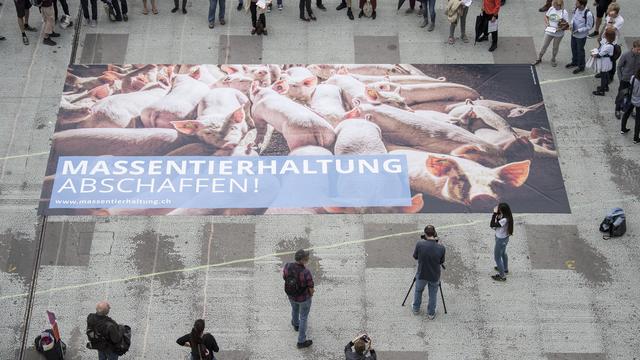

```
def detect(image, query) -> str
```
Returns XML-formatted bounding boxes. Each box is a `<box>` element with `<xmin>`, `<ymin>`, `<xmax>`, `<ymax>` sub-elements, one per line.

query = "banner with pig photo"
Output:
<box><xmin>39</xmin><ymin>64</ymin><xmax>570</xmax><ymax>216</ymax></box>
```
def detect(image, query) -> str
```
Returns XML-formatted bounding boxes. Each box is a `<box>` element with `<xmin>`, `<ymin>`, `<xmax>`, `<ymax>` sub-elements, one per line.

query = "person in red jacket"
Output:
<box><xmin>477</xmin><ymin>0</ymin><xmax>500</xmax><ymax>51</ymax></box>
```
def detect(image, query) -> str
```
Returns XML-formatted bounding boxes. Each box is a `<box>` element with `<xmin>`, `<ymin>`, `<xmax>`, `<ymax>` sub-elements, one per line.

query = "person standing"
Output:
<box><xmin>283</xmin><ymin>249</ymin><xmax>314</xmax><ymax>349</ymax></box>
<box><xmin>80</xmin><ymin>0</ymin><xmax>98</xmax><ymax>26</ymax></box>
<box><xmin>15</xmin><ymin>0</ymin><xmax>37</xmax><ymax>45</ymax></box>
<box><xmin>345</xmin><ymin>333</ymin><xmax>377</xmax><ymax>360</ymax></box>
<box><xmin>177</xmin><ymin>319</ymin><xmax>220</xmax><ymax>360</ymax></box>
<box><xmin>597</xmin><ymin>3</ymin><xmax>623</xmax><ymax>81</ymax></box>
<box><xmin>532</xmin><ymin>0</ymin><xmax>569</xmax><ymax>67</ymax></box>
<box><xmin>112</xmin><ymin>0</ymin><xmax>128</xmax><ymax>21</ymax></box>
<box><xmin>172</xmin><ymin>0</ymin><xmax>187</xmax><ymax>14</ymax></box>
<box><xmin>588</xmin><ymin>0</ymin><xmax>613</xmax><ymax>38</ymax></box>
<box><xmin>447</xmin><ymin>0</ymin><xmax>470</xmax><ymax>44</ymax></box>
<box><xmin>86</xmin><ymin>301</ymin><xmax>123</xmax><ymax>360</ymax></box>
<box><xmin>40</xmin><ymin>0</ymin><xmax>58</xmax><ymax>46</ymax></box>
<box><xmin>490</xmin><ymin>203</ymin><xmax>513</xmax><ymax>282</ymax></box>
<box><xmin>412</xmin><ymin>225</ymin><xmax>445</xmax><ymax>320</ymax></box>
<box><xmin>418</xmin><ymin>0</ymin><xmax>436</xmax><ymax>31</ymax></box>
<box><xmin>208</xmin><ymin>0</ymin><xmax>226</xmax><ymax>28</ymax></box>
<box><xmin>299</xmin><ymin>0</ymin><xmax>315</xmax><ymax>21</ymax></box>
<box><xmin>477</xmin><ymin>0</ymin><xmax>500</xmax><ymax>52</ymax></box>
<box><xmin>592</xmin><ymin>27</ymin><xmax>615</xmax><ymax>96</ymax></box>
<box><xmin>615</xmin><ymin>41</ymin><xmax>640</xmax><ymax>119</ymax></box>
<box><xmin>566</xmin><ymin>0</ymin><xmax>594</xmax><ymax>74</ymax></box>
<box><xmin>249</xmin><ymin>0</ymin><xmax>268</xmax><ymax>35</ymax></box>
<box><xmin>620</xmin><ymin>68</ymin><xmax>640</xmax><ymax>144</ymax></box>
<box><xmin>142</xmin><ymin>0</ymin><xmax>158</xmax><ymax>14</ymax></box>
<box><xmin>336</xmin><ymin>0</ymin><xmax>354</xmax><ymax>20</ymax></box>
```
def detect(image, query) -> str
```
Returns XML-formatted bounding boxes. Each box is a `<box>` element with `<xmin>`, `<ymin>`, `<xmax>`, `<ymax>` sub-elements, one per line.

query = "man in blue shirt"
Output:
<box><xmin>412</xmin><ymin>225</ymin><xmax>446</xmax><ymax>319</ymax></box>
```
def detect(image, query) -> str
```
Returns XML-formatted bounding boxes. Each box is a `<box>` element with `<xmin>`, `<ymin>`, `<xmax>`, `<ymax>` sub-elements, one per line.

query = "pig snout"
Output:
<box><xmin>469</xmin><ymin>194</ymin><xmax>497</xmax><ymax>210</ymax></box>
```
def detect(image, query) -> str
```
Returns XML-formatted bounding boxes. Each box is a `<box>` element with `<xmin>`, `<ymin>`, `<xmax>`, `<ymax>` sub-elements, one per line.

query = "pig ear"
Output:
<box><xmin>190</xmin><ymin>67</ymin><xmax>201</xmax><ymax>80</ymax></box>
<box><xmin>221</xmin><ymin>65</ymin><xmax>240</xmax><ymax>74</ymax></box>
<box><xmin>365</xmin><ymin>89</ymin><xmax>380</xmax><ymax>104</ymax></box>
<box><xmin>465</xmin><ymin>99</ymin><xmax>474</xmax><ymax>105</ymax></box>
<box><xmin>230</xmin><ymin>107</ymin><xmax>245</xmax><ymax>123</ymax></box>
<box><xmin>364</xmin><ymin>114</ymin><xmax>373</xmax><ymax>122</ymax></box>
<box><xmin>425</xmin><ymin>155</ymin><xmax>460</xmax><ymax>177</ymax></box>
<box><xmin>393</xmin><ymin>86</ymin><xmax>401</xmax><ymax>94</ymax></box>
<box><xmin>272</xmin><ymin>80</ymin><xmax>289</xmax><ymax>94</ymax></box>
<box><xmin>303</xmin><ymin>76</ymin><xmax>317</xmax><ymax>87</ymax></box>
<box><xmin>496</xmin><ymin>160</ymin><xmax>531</xmax><ymax>187</ymax></box>
<box><xmin>401</xmin><ymin>194</ymin><xmax>424</xmax><ymax>213</ymax></box>
<box><xmin>250</xmin><ymin>81</ymin><xmax>261</xmax><ymax>96</ymax></box>
<box><xmin>352</xmin><ymin>98</ymin><xmax>361</xmax><ymax>107</ymax></box>
<box><xmin>171</xmin><ymin>120</ymin><xmax>205</xmax><ymax>135</ymax></box>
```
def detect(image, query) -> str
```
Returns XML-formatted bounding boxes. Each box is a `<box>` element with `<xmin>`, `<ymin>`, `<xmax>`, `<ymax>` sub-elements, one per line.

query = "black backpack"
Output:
<box><xmin>599</xmin><ymin>208</ymin><xmax>626</xmax><ymax>239</ymax></box>
<box><xmin>612</xmin><ymin>44</ymin><xmax>622</xmax><ymax>62</ymax></box>
<box><xmin>87</xmin><ymin>320</ymin><xmax>131</xmax><ymax>356</ymax></box>
<box><xmin>113</xmin><ymin>325</ymin><xmax>132</xmax><ymax>356</ymax></box>
<box><xmin>284</xmin><ymin>263</ymin><xmax>305</xmax><ymax>297</ymax></box>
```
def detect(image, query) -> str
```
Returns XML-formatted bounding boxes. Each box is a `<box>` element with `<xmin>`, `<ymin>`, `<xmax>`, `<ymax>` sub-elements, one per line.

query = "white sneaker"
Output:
<box><xmin>278</xmin><ymin>3</ymin><xmax>283</xmax><ymax>9</ymax></box>
<box><xmin>427</xmin><ymin>313</ymin><xmax>436</xmax><ymax>320</ymax></box>
<box><xmin>90</xmin><ymin>19</ymin><xmax>97</xmax><ymax>27</ymax></box>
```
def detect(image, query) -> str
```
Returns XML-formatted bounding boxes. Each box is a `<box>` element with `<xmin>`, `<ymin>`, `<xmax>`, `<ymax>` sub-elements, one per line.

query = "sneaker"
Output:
<box><xmin>90</xmin><ymin>19</ymin><xmax>97</xmax><ymax>27</ymax></box>
<box><xmin>551</xmin><ymin>59</ymin><xmax>557</xmax><ymax>67</ymax></box>
<box><xmin>22</xmin><ymin>33</ymin><xmax>29</xmax><ymax>45</ymax></box>
<box><xmin>615</xmin><ymin>110</ymin><xmax>622</xmax><ymax>119</ymax></box>
<box><xmin>297</xmin><ymin>340</ymin><xmax>313</xmax><ymax>348</ymax></box>
<box><xmin>573</xmin><ymin>67</ymin><xmax>584</xmax><ymax>74</ymax></box>
<box><xmin>491</xmin><ymin>274</ymin><xmax>506</xmax><ymax>282</ymax></box>
<box><xmin>358</xmin><ymin>9</ymin><xmax>364</xmax><ymax>18</ymax></box>
<box><xmin>209</xmin><ymin>21</ymin><xmax>214</xmax><ymax>28</ymax></box>
<box><xmin>494</xmin><ymin>266</ymin><xmax>509</xmax><ymax>274</ymax></box>
<box><xmin>182</xmin><ymin>7</ymin><xmax>187</xmax><ymax>13</ymax></box>
<box><xmin>634</xmin><ymin>140</ymin><xmax>640</xmax><ymax>144</ymax></box>
<box><xmin>488</xmin><ymin>43</ymin><xmax>497</xmax><ymax>52</ymax></box>
<box><xmin>371</xmin><ymin>10</ymin><xmax>375</xmax><ymax>19</ymax></box>
<box><xmin>317</xmin><ymin>3</ymin><xmax>326</xmax><ymax>10</ymax></box>
<box><xmin>0</xmin><ymin>35</ymin><xmax>5</xmax><ymax>41</ymax></box>
<box><xmin>336</xmin><ymin>2</ymin><xmax>346</xmax><ymax>10</ymax></box>
<box><xmin>237</xmin><ymin>3</ymin><xmax>242</xmax><ymax>10</ymax></box>
<box><xmin>427</xmin><ymin>313</ymin><xmax>436</xmax><ymax>320</ymax></box>
<box><xmin>43</xmin><ymin>37</ymin><xmax>56</xmax><ymax>46</ymax></box>
<box><xmin>427</xmin><ymin>23</ymin><xmax>434</xmax><ymax>32</ymax></box>
<box><xmin>278</xmin><ymin>4</ymin><xmax>283</xmax><ymax>10</ymax></box>
<box><xmin>292</xmin><ymin>324</ymin><xmax>299</xmax><ymax>331</ymax></box>
<box><xmin>251</xmin><ymin>28</ymin><xmax>256</xmax><ymax>34</ymax></box>
<box><xmin>220</xmin><ymin>19</ymin><xmax>225</xmax><ymax>25</ymax></box>
<box><xmin>477</xmin><ymin>34</ymin><xmax>488</xmax><ymax>42</ymax></box>
<box><xmin>417</xmin><ymin>8</ymin><xmax>423</xmax><ymax>15</ymax></box>
<box><xmin>588</xmin><ymin>31</ymin><xmax>598</xmax><ymax>38</ymax></box>
<box><xmin>620</xmin><ymin>129</ymin><xmax>630</xmax><ymax>134</ymax></box>
<box><xmin>347</xmin><ymin>7</ymin><xmax>353</xmax><ymax>19</ymax></box>
<box><xmin>565</xmin><ymin>63</ymin><xmax>577</xmax><ymax>68</ymax></box>
<box><xmin>300</xmin><ymin>16</ymin><xmax>310</xmax><ymax>21</ymax></box>
<box><xmin>171</xmin><ymin>6</ymin><xmax>179</xmax><ymax>12</ymax></box>
<box><xmin>310</xmin><ymin>14</ymin><xmax>316</xmax><ymax>20</ymax></box>
<box><xmin>412</xmin><ymin>309</ymin><xmax>420</xmax><ymax>315</ymax></box>
<box><xmin>405</xmin><ymin>8</ymin><xmax>414</xmax><ymax>14</ymax></box>
<box><xmin>123</xmin><ymin>14</ymin><xmax>128</xmax><ymax>21</ymax></box>
<box><xmin>84</xmin><ymin>17</ymin><xmax>90</xmax><ymax>25</ymax></box>
<box><xmin>267</xmin><ymin>4</ymin><xmax>271</xmax><ymax>12</ymax></box>
<box><xmin>461</xmin><ymin>34</ymin><xmax>469</xmax><ymax>43</ymax></box>
<box><xmin>595</xmin><ymin>73</ymin><xmax>602</xmax><ymax>79</ymax></box>
<box><xmin>24</xmin><ymin>24</ymin><xmax>37</xmax><ymax>32</ymax></box>
<box><xmin>448</xmin><ymin>36</ymin><xmax>455</xmax><ymax>45</ymax></box>
<box><xmin>262</xmin><ymin>29</ymin><xmax>267</xmax><ymax>35</ymax></box>
<box><xmin>419</xmin><ymin>19</ymin><xmax>428</xmax><ymax>28</ymax></box>
<box><xmin>592</xmin><ymin>90</ymin><xmax>605</xmax><ymax>96</ymax></box>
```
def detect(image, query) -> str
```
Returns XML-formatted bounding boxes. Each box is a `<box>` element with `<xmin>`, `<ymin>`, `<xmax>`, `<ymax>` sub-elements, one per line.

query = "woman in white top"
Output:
<box><xmin>533</xmin><ymin>0</ymin><xmax>569</xmax><ymax>67</ymax></box>
<box><xmin>592</xmin><ymin>27</ymin><xmax>616</xmax><ymax>96</ymax></box>
<box><xmin>490</xmin><ymin>202</ymin><xmax>513</xmax><ymax>282</ymax></box>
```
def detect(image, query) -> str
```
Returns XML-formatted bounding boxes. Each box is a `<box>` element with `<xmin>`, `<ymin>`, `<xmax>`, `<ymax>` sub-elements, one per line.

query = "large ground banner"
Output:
<box><xmin>39</xmin><ymin>64</ymin><xmax>570</xmax><ymax>215</ymax></box>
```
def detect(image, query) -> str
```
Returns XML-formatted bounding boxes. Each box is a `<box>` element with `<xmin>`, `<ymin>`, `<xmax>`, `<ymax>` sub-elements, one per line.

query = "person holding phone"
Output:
<box><xmin>345</xmin><ymin>333</ymin><xmax>377</xmax><ymax>360</ymax></box>
<box><xmin>490</xmin><ymin>203</ymin><xmax>513</xmax><ymax>282</ymax></box>
<box><xmin>177</xmin><ymin>319</ymin><xmax>220</xmax><ymax>360</ymax></box>
<box><xmin>533</xmin><ymin>0</ymin><xmax>569</xmax><ymax>67</ymax></box>
<box><xmin>412</xmin><ymin>225</ymin><xmax>445</xmax><ymax>319</ymax></box>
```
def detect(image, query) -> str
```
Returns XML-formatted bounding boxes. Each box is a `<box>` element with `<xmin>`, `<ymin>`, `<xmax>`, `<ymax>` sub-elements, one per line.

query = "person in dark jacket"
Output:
<box><xmin>345</xmin><ymin>333</ymin><xmax>377</xmax><ymax>360</ymax></box>
<box><xmin>412</xmin><ymin>225</ymin><xmax>445</xmax><ymax>320</ymax></box>
<box><xmin>490</xmin><ymin>203</ymin><xmax>514</xmax><ymax>281</ymax></box>
<box><xmin>177</xmin><ymin>319</ymin><xmax>220</xmax><ymax>360</ymax></box>
<box><xmin>620</xmin><ymin>68</ymin><xmax>640</xmax><ymax>144</ymax></box>
<box><xmin>615</xmin><ymin>40</ymin><xmax>640</xmax><ymax>118</ymax></box>
<box><xmin>86</xmin><ymin>301</ymin><xmax>123</xmax><ymax>360</ymax></box>
<box><xmin>283</xmin><ymin>249</ymin><xmax>314</xmax><ymax>348</ymax></box>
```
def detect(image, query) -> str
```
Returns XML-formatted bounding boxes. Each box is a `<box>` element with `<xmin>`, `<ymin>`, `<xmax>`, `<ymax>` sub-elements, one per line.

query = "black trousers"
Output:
<box><xmin>80</xmin><ymin>0</ymin><xmax>98</xmax><ymax>20</ymax></box>
<box><xmin>299</xmin><ymin>0</ymin><xmax>312</xmax><ymax>17</ymax></box>
<box><xmin>615</xmin><ymin>80</ymin><xmax>631</xmax><ymax>111</ymax></box>
<box><xmin>250</xmin><ymin>2</ymin><xmax>265</xmax><ymax>28</ymax></box>
<box><xmin>621</xmin><ymin>105</ymin><xmax>640</xmax><ymax>141</ymax></box>
<box><xmin>54</xmin><ymin>0</ymin><xmax>69</xmax><ymax>18</ymax></box>
<box><xmin>480</xmin><ymin>11</ymin><xmax>498</xmax><ymax>45</ymax></box>
<box><xmin>174</xmin><ymin>0</ymin><xmax>186</xmax><ymax>9</ymax></box>
<box><xmin>112</xmin><ymin>0</ymin><xmax>128</xmax><ymax>17</ymax></box>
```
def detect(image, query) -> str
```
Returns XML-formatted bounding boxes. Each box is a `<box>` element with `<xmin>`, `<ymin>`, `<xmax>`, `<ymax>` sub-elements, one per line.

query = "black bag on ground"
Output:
<box><xmin>35</xmin><ymin>329</ymin><xmax>67</xmax><ymax>360</ymax></box>
<box><xmin>599</xmin><ymin>207</ymin><xmax>626</xmax><ymax>239</ymax></box>
<box><xmin>474</xmin><ymin>13</ymin><xmax>488</xmax><ymax>44</ymax></box>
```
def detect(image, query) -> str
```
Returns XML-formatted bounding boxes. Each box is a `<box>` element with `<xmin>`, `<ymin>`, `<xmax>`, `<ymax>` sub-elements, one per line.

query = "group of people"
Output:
<box><xmin>0</xmin><ymin>0</ymin><xmax>73</xmax><ymax>45</ymax></box>
<box><xmin>531</xmin><ymin>0</ymin><xmax>640</xmax><ymax>144</ymax></box>
<box><xmin>82</xmin><ymin>204</ymin><xmax>514</xmax><ymax>359</ymax></box>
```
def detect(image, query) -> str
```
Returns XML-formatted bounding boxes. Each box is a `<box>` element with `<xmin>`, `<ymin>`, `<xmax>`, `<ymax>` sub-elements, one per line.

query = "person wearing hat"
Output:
<box><xmin>412</xmin><ymin>225</ymin><xmax>445</xmax><ymax>320</ymax></box>
<box><xmin>282</xmin><ymin>249</ymin><xmax>315</xmax><ymax>348</ymax></box>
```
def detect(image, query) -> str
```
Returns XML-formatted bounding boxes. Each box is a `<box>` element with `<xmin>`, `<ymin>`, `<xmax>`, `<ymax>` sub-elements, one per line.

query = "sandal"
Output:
<box><xmin>152</xmin><ymin>8</ymin><xmax>158</xmax><ymax>14</ymax></box>
<box><xmin>448</xmin><ymin>36</ymin><xmax>455</xmax><ymax>45</ymax></box>
<box><xmin>142</xmin><ymin>8</ymin><xmax>149</xmax><ymax>14</ymax></box>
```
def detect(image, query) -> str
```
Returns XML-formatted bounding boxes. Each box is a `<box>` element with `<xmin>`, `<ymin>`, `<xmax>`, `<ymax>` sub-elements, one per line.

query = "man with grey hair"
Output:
<box><xmin>86</xmin><ymin>301</ymin><xmax>123</xmax><ymax>360</ymax></box>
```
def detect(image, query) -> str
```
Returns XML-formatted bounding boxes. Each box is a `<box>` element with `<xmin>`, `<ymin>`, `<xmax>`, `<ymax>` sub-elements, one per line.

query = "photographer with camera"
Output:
<box><xmin>412</xmin><ymin>225</ymin><xmax>445</xmax><ymax>320</ymax></box>
<box><xmin>345</xmin><ymin>333</ymin><xmax>377</xmax><ymax>360</ymax></box>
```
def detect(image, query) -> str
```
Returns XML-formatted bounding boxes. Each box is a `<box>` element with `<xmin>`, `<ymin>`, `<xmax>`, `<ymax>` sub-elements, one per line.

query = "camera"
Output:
<box><xmin>360</xmin><ymin>334</ymin><xmax>370</xmax><ymax>343</ymax></box>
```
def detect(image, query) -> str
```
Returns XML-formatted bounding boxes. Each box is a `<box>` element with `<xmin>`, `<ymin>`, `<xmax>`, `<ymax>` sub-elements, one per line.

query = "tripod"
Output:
<box><xmin>401</xmin><ymin>266</ymin><xmax>447</xmax><ymax>314</ymax></box>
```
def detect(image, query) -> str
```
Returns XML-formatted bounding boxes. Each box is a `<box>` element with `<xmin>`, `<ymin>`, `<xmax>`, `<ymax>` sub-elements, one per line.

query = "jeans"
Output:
<box><xmin>449</xmin><ymin>5</ymin><xmax>468</xmax><ymax>37</ymax></box>
<box><xmin>98</xmin><ymin>351</ymin><xmax>119</xmax><ymax>360</ymax></box>
<box><xmin>208</xmin><ymin>0</ymin><xmax>225</xmax><ymax>22</ymax></box>
<box><xmin>413</xmin><ymin>279</ymin><xmax>439</xmax><ymax>316</ymax></box>
<box><xmin>80</xmin><ymin>0</ymin><xmax>98</xmax><ymax>20</ymax></box>
<box><xmin>570</xmin><ymin>36</ymin><xmax>586</xmax><ymax>69</ymax></box>
<box><xmin>615</xmin><ymin>80</ymin><xmax>631</xmax><ymax>111</ymax></box>
<box><xmin>290</xmin><ymin>297</ymin><xmax>312</xmax><ymax>344</ymax></box>
<box><xmin>420</xmin><ymin>0</ymin><xmax>435</xmax><ymax>22</ymax></box>
<box><xmin>494</xmin><ymin>236</ymin><xmax>509</xmax><ymax>277</ymax></box>
<box><xmin>621</xmin><ymin>105</ymin><xmax>640</xmax><ymax>141</ymax></box>
<box><xmin>539</xmin><ymin>34</ymin><xmax>563</xmax><ymax>61</ymax></box>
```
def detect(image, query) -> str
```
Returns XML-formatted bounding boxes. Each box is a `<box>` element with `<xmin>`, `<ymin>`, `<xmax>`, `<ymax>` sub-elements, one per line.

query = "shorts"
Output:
<box><xmin>596</xmin><ymin>0</ymin><xmax>612</xmax><ymax>18</ymax></box>
<box><xmin>14</xmin><ymin>0</ymin><xmax>32</xmax><ymax>18</ymax></box>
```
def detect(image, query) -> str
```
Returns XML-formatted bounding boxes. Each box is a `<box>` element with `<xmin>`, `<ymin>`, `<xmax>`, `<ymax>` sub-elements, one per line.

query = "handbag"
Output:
<box><xmin>621</xmin><ymin>77</ymin><xmax>636</xmax><ymax>112</ymax></box>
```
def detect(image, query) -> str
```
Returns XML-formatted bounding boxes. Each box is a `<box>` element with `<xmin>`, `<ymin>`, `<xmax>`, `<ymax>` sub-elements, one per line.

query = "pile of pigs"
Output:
<box><xmin>52</xmin><ymin>63</ymin><xmax>557</xmax><ymax>215</ymax></box>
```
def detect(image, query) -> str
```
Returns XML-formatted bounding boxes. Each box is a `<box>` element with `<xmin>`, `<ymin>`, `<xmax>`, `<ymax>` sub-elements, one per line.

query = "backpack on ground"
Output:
<box><xmin>35</xmin><ymin>329</ymin><xmax>67</xmax><ymax>360</ymax></box>
<box><xmin>599</xmin><ymin>207</ymin><xmax>626</xmax><ymax>239</ymax></box>
<box><xmin>284</xmin><ymin>263</ymin><xmax>305</xmax><ymax>297</ymax></box>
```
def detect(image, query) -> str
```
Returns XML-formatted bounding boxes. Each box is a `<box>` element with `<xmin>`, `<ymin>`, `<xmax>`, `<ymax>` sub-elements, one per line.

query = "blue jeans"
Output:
<box><xmin>494</xmin><ymin>236</ymin><xmax>509</xmax><ymax>277</ymax></box>
<box><xmin>571</xmin><ymin>36</ymin><xmax>587</xmax><ymax>69</ymax></box>
<box><xmin>420</xmin><ymin>0</ymin><xmax>435</xmax><ymax>22</ymax></box>
<box><xmin>98</xmin><ymin>351</ymin><xmax>118</xmax><ymax>360</ymax></box>
<box><xmin>290</xmin><ymin>297</ymin><xmax>312</xmax><ymax>343</ymax></box>
<box><xmin>413</xmin><ymin>279</ymin><xmax>439</xmax><ymax>316</ymax></box>
<box><xmin>208</xmin><ymin>0</ymin><xmax>225</xmax><ymax>22</ymax></box>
